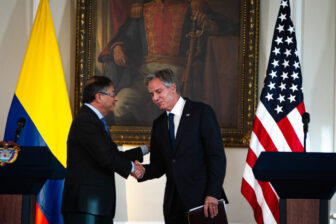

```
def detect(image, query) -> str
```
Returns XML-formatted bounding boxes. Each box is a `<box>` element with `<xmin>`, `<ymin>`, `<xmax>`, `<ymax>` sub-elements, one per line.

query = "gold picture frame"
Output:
<box><xmin>75</xmin><ymin>0</ymin><xmax>259</xmax><ymax>147</ymax></box>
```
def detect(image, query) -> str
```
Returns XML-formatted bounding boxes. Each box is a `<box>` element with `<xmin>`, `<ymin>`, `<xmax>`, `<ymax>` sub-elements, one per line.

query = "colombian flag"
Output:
<box><xmin>3</xmin><ymin>0</ymin><xmax>72</xmax><ymax>223</ymax></box>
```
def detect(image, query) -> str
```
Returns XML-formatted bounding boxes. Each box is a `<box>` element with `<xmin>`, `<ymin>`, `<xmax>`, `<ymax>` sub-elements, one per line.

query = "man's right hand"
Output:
<box><xmin>113</xmin><ymin>45</ymin><xmax>128</xmax><ymax>67</ymax></box>
<box><xmin>131</xmin><ymin>160</ymin><xmax>145</xmax><ymax>179</ymax></box>
<box><xmin>203</xmin><ymin>196</ymin><xmax>218</xmax><ymax>218</ymax></box>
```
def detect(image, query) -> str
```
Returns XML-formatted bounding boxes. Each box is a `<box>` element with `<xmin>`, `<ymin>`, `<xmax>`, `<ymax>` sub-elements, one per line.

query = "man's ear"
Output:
<box><xmin>171</xmin><ymin>83</ymin><xmax>177</xmax><ymax>92</ymax></box>
<box><xmin>94</xmin><ymin>92</ymin><xmax>102</xmax><ymax>103</ymax></box>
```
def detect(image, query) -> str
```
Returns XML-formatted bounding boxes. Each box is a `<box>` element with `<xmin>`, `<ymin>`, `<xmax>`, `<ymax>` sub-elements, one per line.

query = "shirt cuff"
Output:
<box><xmin>130</xmin><ymin>161</ymin><xmax>134</xmax><ymax>173</ymax></box>
<box><xmin>140</xmin><ymin>145</ymin><xmax>149</xmax><ymax>155</ymax></box>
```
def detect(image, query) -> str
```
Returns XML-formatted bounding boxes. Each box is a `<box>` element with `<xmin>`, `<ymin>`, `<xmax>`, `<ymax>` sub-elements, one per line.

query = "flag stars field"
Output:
<box><xmin>280</xmin><ymin>0</ymin><xmax>289</xmax><ymax>8</ymax></box>
<box><xmin>269</xmin><ymin>70</ymin><xmax>277</xmax><ymax>78</ymax></box>
<box><xmin>275</xmin><ymin>105</ymin><xmax>283</xmax><ymax>114</ymax></box>
<box><xmin>281</xmin><ymin>72</ymin><xmax>289</xmax><ymax>80</ymax></box>
<box><xmin>284</xmin><ymin>49</ymin><xmax>291</xmax><ymax>57</ymax></box>
<box><xmin>272</xmin><ymin>59</ymin><xmax>279</xmax><ymax>67</ymax></box>
<box><xmin>279</xmin><ymin>82</ymin><xmax>286</xmax><ymax>91</ymax></box>
<box><xmin>279</xmin><ymin>13</ymin><xmax>287</xmax><ymax>21</ymax></box>
<box><xmin>265</xmin><ymin>93</ymin><xmax>273</xmax><ymax>101</ymax></box>
<box><xmin>268</xmin><ymin>82</ymin><xmax>276</xmax><ymax>90</ymax></box>
<box><xmin>275</xmin><ymin>36</ymin><xmax>283</xmax><ymax>45</ymax></box>
<box><xmin>273</xmin><ymin>47</ymin><xmax>281</xmax><ymax>55</ymax></box>
<box><xmin>285</xmin><ymin>36</ymin><xmax>293</xmax><ymax>45</ymax></box>
<box><xmin>288</xmin><ymin>94</ymin><xmax>296</xmax><ymax>103</ymax></box>
<box><xmin>282</xmin><ymin>59</ymin><xmax>289</xmax><ymax>68</ymax></box>
<box><xmin>276</xmin><ymin>24</ymin><xmax>284</xmax><ymax>33</ymax></box>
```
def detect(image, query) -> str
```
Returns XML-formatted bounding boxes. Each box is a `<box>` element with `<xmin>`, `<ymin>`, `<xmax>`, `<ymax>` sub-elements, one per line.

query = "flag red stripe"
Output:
<box><xmin>253</xmin><ymin>116</ymin><xmax>278</xmax><ymax>152</ymax></box>
<box><xmin>35</xmin><ymin>203</ymin><xmax>49</xmax><ymax>224</ymax></box>
<box><xmin>258</xmin><ymin>181</ymin><xmax>279</xmax><ymax>223</ymax></box>
<box><xmin>246</xmin><ymin>147</ymin><xmax>258</xmax><ymax>168</ymax></box>
<box><xmin>243</xmin><ymin>115</ymin><xmax>281</xmax><ymax>223</ymax></box>
<box><xmin>296</xmin><ymin>101</ymin><xmax>306</xmax><ymax>115</ymax></box>
<box><xmin>277</xmin><ymin>116</ymin><xmax>303</xmax><ymax>152</ymax></box>
<box><xmin>241</xmin><ymin>179</ymin><xmax>264</xmax><ymax>224</ymax></box>
<box><xmin>246</xmin><ymin>143</ymin><xmax>280</xmax><ymax>223</ymax></box>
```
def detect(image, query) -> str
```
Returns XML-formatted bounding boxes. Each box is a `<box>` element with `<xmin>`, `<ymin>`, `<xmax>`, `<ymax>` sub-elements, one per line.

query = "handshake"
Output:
<box><xmin>131</xmin><ymin>160</ymin><xmax>145</xmax><ymax>180</ymax></box>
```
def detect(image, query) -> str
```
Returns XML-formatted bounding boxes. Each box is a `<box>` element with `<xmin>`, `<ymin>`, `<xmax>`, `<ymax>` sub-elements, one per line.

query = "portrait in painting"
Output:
<box><xmin>96</xmin><ymin>0</ymin><xmax>239</xmax><ymax>124</ymax></box>
<box><xmin>76</xmin><ymin>0</ymin><xmax>258</xmax><ymax>146</ymax></box>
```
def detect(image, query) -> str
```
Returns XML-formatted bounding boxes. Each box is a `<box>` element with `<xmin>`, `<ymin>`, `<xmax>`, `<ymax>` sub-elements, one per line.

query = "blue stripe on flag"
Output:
<box><xmin>37</xmin><ymin>179</ymin><xmax>65</xmax><ymax>224</ymax></box>
<box><xmin>4</xmin><ymin>95</ymin><xmax>65</xmax><ymax>224</ymax></box>
<box><xmin>4</xmin><ymin>95</ymin><xmax>46</xmax><ymax>147</ymax></box>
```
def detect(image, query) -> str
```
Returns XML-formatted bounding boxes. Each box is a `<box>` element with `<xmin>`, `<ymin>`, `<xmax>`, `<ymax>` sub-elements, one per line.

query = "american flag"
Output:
<box><xmin>241</xmin><ymin>1</ymin><xmax>308</xmax><ymax>223</ymax></box>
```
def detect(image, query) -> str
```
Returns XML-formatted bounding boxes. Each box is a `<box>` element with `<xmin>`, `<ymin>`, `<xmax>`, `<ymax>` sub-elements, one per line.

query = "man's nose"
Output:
<box><xmin>152</xmin><ymin>94</ymin><xmax>158</xmax><ymax>101</ymax></box>
<box><xmin>152</xmin><ymin>94</ymin><xmax>157</xmax><ymax>102</ymax></box>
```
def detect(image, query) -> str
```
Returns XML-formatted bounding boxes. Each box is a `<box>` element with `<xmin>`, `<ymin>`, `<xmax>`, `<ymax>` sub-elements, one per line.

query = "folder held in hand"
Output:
<box><xmin>187</xmin><ymin>199</ymin><xmax>228</xmax><ymax>224</ymax></box>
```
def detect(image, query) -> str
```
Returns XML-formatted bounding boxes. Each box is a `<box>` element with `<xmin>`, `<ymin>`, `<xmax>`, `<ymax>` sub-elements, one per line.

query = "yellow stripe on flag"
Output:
<box><xmin>14</xmin><ymin>0</ymin><xmax>72</xmax><ymax>167</ymax></box>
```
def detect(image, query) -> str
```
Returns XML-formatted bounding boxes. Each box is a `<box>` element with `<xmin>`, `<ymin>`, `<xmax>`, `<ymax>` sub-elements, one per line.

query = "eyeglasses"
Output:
<box><xmin>99</xmin><ymin>91</ymin><xmax>116</xmax><ymax>97</ymax></box>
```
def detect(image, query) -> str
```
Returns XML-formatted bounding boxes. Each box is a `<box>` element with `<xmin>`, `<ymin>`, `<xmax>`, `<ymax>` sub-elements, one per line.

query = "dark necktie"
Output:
<box><xmin>100</xmin><ymin>118</ymin><xmax>110</xmax><ymax>134</ymax></box>
<box><xmin>168</xmin><ymin>113</ymin><xmax>175</xmax><ymax>148</ymax></box>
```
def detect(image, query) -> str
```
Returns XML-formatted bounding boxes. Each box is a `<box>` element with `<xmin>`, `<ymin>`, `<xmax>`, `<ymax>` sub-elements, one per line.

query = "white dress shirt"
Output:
<box><xmin>166</xmin><ymin>97</ymin><xmax>186</xmax><ymax>137</ymax></box>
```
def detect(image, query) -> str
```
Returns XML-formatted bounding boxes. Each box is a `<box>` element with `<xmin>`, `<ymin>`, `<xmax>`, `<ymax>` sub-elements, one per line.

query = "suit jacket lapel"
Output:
<box><xmin>83</xmin><ymin>105</ymin><xmax>112</xmax><ymax>139</ymax></box>
<box><xmin>174</xmin><ymin>99</ymin><xmax>192</xmax><ymax>152</ymax></box>
<box><xmin>158</xmin><ymin>113</ymin><xmax>174</xmax><ymax>156</ymax></box>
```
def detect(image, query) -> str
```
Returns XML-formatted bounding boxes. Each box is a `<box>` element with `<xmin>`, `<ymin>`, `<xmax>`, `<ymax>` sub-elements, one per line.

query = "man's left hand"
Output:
<box><xmin>203</xmin><ymin>196</ymin><xmax>218</xmax><ymax>218</ymax></box>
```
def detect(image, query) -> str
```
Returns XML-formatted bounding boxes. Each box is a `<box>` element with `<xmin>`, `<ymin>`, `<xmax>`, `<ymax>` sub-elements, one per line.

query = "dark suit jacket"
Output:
<box><xmin>61</xmin><ymin>105</ymin><xmax>143</xmax><ymax>217</ymax></box>
<box><xmin>140</xmin><ymin>99</ymin><xmax>227</xmax><ymax>213</ymax></box>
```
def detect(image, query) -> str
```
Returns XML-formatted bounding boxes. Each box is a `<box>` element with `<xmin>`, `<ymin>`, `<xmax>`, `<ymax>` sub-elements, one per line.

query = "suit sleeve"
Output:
<box><xmin>200</xmin><ymin>105</ymin><xmax>226</xmax><ymax>198</ymax></box>
<box><xmin>117</xmin><ymin>147</ymin><xmax>143</xmax><ymax>163</ymax></box>
<box><xmin>70</xmin><ymin>116</ymin><xmax>135</xmax><ymax>179</ymax></box>
<box><xmin>139</xmin><ymin>122</ymin><xmax>166</xmax><ymax>182</ymax></box>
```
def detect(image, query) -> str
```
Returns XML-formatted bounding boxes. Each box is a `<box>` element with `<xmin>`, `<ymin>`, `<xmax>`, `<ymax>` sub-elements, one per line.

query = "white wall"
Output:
<box><xmin>0</xmin><ymin>0</ymin><xmax>31</xmax><ymax>136</ymax></box>
<box><xmin>0</xmin><ymin>0</ymin><xmax>76</xmax><ymax>130</ymax></box>
<box><xmin>301</xmin><ymin>0</ymin><xmax>335</xmax><ymax>153</ymax></box>
<box><xmin>0</xmin><ymin>0</ymin><xmax>335</xmax><ymax>223</ymax></box>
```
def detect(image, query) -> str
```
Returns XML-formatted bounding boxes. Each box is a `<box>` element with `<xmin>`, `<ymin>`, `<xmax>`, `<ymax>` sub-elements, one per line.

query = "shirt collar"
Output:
<box><xmin>167</xmin><ymin>97</ymin><xmax>185</xmax><ymax>116</ymax></box>
<box><xmin>85</xmin><ymin>103</ymin><xmax>104</xmax><ymax>119</ymax></box>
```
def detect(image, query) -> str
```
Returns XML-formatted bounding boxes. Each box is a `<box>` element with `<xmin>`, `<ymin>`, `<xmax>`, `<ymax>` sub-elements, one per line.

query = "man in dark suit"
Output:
<box><xmin>62</xmin><ymin>76</ymin><xmax>147</xmax><ymax>224</ymax></box>
<box><xmin>137</xmin><ymin>69</ymin><xmax>227</xmax><ymax>223</ymax></box>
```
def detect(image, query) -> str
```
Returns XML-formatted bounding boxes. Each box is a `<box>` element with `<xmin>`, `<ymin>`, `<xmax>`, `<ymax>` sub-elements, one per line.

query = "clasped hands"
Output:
<box><xmin>131</xmin><ymin>160</ymin><xmax>145</xmax><ymax>179</ymax></box>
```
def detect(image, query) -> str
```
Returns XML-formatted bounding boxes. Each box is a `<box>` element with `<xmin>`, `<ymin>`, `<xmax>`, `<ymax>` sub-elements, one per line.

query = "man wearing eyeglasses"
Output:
<box><xmin>62</xmin><ymin>76</ymin><xmax>148</xmax><ymax>224</ymax></box>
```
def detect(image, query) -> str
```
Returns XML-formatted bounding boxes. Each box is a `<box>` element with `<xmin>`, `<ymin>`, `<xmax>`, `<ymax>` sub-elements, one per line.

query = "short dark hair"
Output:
<box><xmin>82</xmin><ymin>76</ymin><xmax>113</xmax><ymax>104</ymax></box>
<box><xmin>144</xmin><ymin>69</ymin><xmax>180</xmax><ymax>94</ymax></box>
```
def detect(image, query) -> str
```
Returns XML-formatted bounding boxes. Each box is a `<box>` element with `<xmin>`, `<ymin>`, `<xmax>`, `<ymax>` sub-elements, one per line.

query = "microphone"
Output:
<box><xmin>302</xmin><ymin>112</ymin><xmax>310</xmax><ymax>152</ymax></box>
<box><xmin>302</xmin><ymin>112</ymin><xmax>310</xmax><ymax>133</ymax></box>
<box><xmin>14</xmin><ymin>117</ymin><xmax>26</xmax><ymax>143</ymax></box>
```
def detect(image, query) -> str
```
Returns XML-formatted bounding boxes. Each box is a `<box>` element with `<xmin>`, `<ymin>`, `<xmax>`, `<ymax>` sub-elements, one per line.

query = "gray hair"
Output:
<box><xmin>144</xmin><ymin>69</ymin><xmax>180</xmax><ymax>94</ymax></box>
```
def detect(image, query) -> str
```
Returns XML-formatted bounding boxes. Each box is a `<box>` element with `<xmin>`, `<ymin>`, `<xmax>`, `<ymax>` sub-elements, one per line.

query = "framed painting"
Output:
<box><xmin>75</xmin><ymin>0</ymin><xmax>259</xmax><ymax>147</ymax></box>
